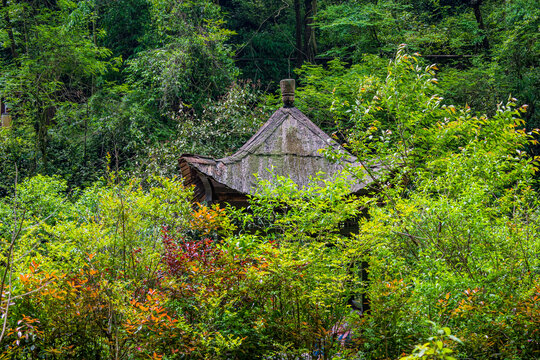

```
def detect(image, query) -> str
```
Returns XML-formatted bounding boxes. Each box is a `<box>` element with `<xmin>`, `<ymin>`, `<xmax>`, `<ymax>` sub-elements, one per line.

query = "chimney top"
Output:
<box><xmin>280</xmin><ymin>79</ymin><xmax>295</xmax><ymax>107</ymax></box>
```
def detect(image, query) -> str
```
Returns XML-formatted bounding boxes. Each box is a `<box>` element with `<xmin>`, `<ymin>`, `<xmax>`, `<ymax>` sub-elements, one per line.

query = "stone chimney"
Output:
<box><xmin>280</xmin><ymin>79</ymin><xmax>295</xmax><ymax>107</ymax></box>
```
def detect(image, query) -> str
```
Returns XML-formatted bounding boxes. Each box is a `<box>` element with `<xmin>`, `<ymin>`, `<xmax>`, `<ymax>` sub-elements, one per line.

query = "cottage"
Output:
<box><xmin>180</xmin><ymin>80</ymin><xmax>373</xmax><ymax>313</ymax></box>
<box><xmin>180</xmin><ymin>79</ymin><xmax>375</xmax><ymax>206</ymax></box>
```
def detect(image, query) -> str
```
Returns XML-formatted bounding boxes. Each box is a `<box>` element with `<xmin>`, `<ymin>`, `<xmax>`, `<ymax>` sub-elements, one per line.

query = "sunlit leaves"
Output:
<box><xmin>346</xmin><ymin>48</ymin><xmax>540</xmax><ymax>358</ymax></box>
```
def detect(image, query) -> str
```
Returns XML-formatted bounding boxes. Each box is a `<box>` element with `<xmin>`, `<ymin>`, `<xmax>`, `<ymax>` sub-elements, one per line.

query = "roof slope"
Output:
<box><xmin>180</xmin><ymin>107</ymin><xmax>372</xmax><ymax>195</ymax></box>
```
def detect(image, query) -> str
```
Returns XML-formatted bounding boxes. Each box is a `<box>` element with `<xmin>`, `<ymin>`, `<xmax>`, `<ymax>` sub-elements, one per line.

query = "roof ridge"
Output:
<box><xmin>179</xmin><ymin>106</ymin><xmax>374</xmax><ymax>198</ymax></box>
<box><xmin>217</xmin><ymin>107</ymin><xmax>354</xmax><ymax>165</ymax></box>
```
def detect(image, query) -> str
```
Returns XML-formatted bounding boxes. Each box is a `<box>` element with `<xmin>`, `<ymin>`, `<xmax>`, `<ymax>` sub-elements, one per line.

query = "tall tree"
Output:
<box><xmin>0</xmin><ymin>0</ymin><xmax>112</xmax><ymax>168</ymax></box>
<box><xmin>294</xmin><ymin>0</ymin><xmax>302</xmax><ymax>67</ymax></box>
<box><xmin>126</xmin><ymin>0</ymin><xmax>237</xmax><ymax>114</ymax></box>
<box><xmin>470</xmin><ymin>0</ymin><xmax>490</xmax><ymax>52</ymax></box>
<box><xmin>303</xmin><ymin>0</ymin><xmax>317</xmax><ymax>62</ymax></box>
<box><xmin>293</xmin><ymin>0</ymin><xmax>317</xmax><ymax>65</ymax></box>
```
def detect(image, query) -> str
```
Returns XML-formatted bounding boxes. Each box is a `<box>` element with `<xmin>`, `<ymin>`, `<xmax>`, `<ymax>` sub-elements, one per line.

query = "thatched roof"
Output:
<box><xmin>180</xmin><ymin>106</ymin><xmax>374</xmax><ymax>204</ymax></box>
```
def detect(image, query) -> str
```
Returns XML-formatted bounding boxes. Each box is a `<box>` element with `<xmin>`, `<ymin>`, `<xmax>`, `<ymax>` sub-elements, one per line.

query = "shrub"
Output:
<box><xmin>342</xmin><ymin>45</ymin><xmax>540</xmax><ymax>359</ymax></box>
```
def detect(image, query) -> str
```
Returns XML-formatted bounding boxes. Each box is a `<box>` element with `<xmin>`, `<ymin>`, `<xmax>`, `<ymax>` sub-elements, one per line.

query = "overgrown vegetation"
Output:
<box><xmin>1</xmin><ymin>0</ymin><xmax>539</xmax><ymax>358</ymax></box>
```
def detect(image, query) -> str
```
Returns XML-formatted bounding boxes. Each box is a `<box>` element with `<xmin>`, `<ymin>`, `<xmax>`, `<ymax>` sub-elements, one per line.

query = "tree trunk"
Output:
<box><xmin>303</xmin><ymin>0</ymin><xmax>317</xmax><ymax>63</ymax></box>
<box><xmin>311</xmin><ymin>0</ymin><xmax>318</xmax><ymax>56</ymax></box>
<box><xmin>471</xmin><ymin>0</ymin><xmax>490</xmax><ymax>52</ymax></box>
<box><xmin>294</xmin><ymin>0</ymin><xmax>303</xmax><ymax>67</ymax></box>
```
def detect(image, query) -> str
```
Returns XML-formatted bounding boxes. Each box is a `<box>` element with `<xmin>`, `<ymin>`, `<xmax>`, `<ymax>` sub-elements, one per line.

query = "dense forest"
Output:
<box><xmin>0</xmin><ymin>0</ymin><xmax>539</xmax><ymax>358</ymax></box>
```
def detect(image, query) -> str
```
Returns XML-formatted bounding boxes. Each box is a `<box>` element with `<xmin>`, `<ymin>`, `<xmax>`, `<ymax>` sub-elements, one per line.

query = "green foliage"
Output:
<box><xmin>242</xmin><ymin>170</ymin><xmax>361</xmax><ymax>242</ymax></box>
<box><xmin>293</xmin><ymin>55</ymin><xmax>388</xmax><ymax>133</ymax></box>
<box><xmin>490</xmin><ymin>0</ymin><xmax>540</xmax><ymax>130</ymax></box>
<box><xmin>0</xmin><ymin>127</ymin><xmax>34</xmax><ymax>195</ymax></box>
<box><xmin>315</xmin><ymin>0</ymin><xmax>413</xmax><ymax>58</ymax></box>
<box><xmin>0</xmin><ymin>175</ymin><xmax>196</xmax><ymax>358</ymax></box>
<box><xmin>223</xmin><ymin>169</ymin><xmax>364</xmax><ymax>358</ymax></box>
<box><xmin>0</xmin><ymin>170</ymin><xmax>363</xmax><ymax>359</ymax></box>
<box><xmin>130</xmin><ymin>81</ymin><xmax>269</xmax><ymax>181</ymax></box>
<box><xmin>16</xmin><ymin>174</ymin><xmax>69</xmax><ymax>224</ymax></box>
<box><xmin>126</xmin><ymin>0</ymin><xmax>238</xmax><ymax>114</ymax></box>
<box><xmin>0</xmin><ymin>0</ymin><xmax>241</xmax><ymax>188</ymax></box>
<box><xmin>0</xmin><ymin>0</ymin><xmax>115</xmax><ymax>178</ymax></box>
<box><xmin>437</xmin><ymin>60</ymin><xmax>499</xmax><ymax>115</ymax></box>
<box><xmin>341</xmin><ymin>47</ymin><xmax>540</xmax><ymax>359</ymax></box>
<box><xmin>173</xmin><ymin>80</ymin><xmax>269</xmax><ymax>158</ymax></box>
<box><xmin>98</xmin><ymin>0</ymin><xmax>151</xmax><ymax>60</ymax></box>
<box><xmin>400</xmin><ymin>323</ymin><xmax>462</xmax><ymax>360</ymax></box>
<box><xmin>221</xmin><ymin>0</ymin><xmax>296</xmax><ymax>84</ymax></box>
<box><xmin>1</xmin><ymin>1</ymin><xmax>540</xmax><ymax>358</ymax></box>
<box><xmin>312</xmin><ymin>0</ymin><xmax>540</xmax><ymax>156</ymax></box>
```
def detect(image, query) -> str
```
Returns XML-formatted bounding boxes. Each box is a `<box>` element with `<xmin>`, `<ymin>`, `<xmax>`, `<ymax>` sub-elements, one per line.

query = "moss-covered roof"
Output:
<box><xmin>180</xmin><ymin>106</ymin><xmax>374</xmax><ymax>202</ymax></box>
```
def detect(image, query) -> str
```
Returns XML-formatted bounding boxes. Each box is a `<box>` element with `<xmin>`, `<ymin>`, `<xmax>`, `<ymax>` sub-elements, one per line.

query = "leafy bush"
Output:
<box><xmin>400</xmin><ymin>322</ymin><xmax>462</xmax><ymax>360</ymax></box>
<box><xmin>1</xmin><ymin>175</ymin><xmax>195</xmax><ymax>358</ymax></box>
<box><xmin>126</xmin><ymin>0</ymin><xmax>238</xmax><ymax>114</ymax></box>
<box><xmin>130</xmin><ymin>80</ymin><xmax>270</xmax><ymax>181</ymax></box>
<box><xmin>0</xmin><ymin>127</ymin><xmax>34</xmax><ymax>196</ymax></box>
<box><xmin>340</xmin><ymin>46</ymin><xmax>540</xmax><ymax>359</ymax></box>
<box><xmin>2</xmin><ymin>46</ymin><xmax>539</xmax><ymax>360</ymax></box>
<box><xmin>293</xmin><ymin>55</ymin><xmax>388</xmax><ymax>134</ymax></box>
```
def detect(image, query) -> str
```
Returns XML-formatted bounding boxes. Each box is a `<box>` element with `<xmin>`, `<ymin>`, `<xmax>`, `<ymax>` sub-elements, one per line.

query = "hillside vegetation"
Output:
<box><xmin>1</xmin><ymin>0</ymin><xmax>539</xmax><ymax>358</ymax></box>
